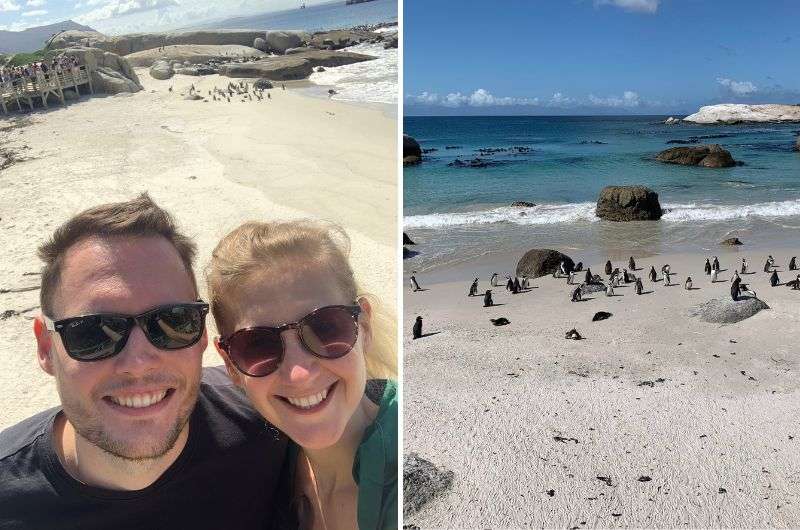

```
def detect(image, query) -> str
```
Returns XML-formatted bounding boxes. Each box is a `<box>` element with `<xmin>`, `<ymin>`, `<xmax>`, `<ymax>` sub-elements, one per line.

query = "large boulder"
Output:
<box><xmin>308</xmin><ymin>29</ymin><xmax>375</xmax><ymax>50</ymax></box>
<box><xmin>125</xmin><ymin>44</ymin><xmax>266</xmax><ymax>67</ymax></box>
<box><xmin>720</xmin><ymin>237</ymin><xmax>743</xmax><ymax>246</ymax></box>
<box><xmin>403</xmin><ymin>453</ymin><xmax>454</xmax><ymax>517</ymax></box>
<box><xmin>63</xmin><ymin>47</ymin><xmax>142</xmax><ymax>94</ymax></box>
<box><xmin>516</xmin><ymin>249</ymin><xmax>575</xmax><ymax>278</ymax></box>
<box><xmin>655</xmin><ymin>144</ymin><xmax>736</xmax><ymax>168</ymax></box>
<box><xmin>688</xmin><ymin>297</ymin><xmax>769</xmax><ymax>324</ymax></box>
<box><xmin>218</xmin><ymin>50</ymin><xmax>374</xmax><ymax>80</ymax></box>
<box><xmin>264</xmin><ymin>30</ymin><xmax>310</xmax><ymax>54</ymax></box>
<box><xmin>403</xmin><ymin>134</ymin><xmax>422</xmax><ymax>166</ymax></box>
<box><xmin>149</xmin><ymin>59</ymin><xmax>174</xmax><ymax>80</ymax></box>
<box><xmin>596</xmin><ymin>185</ymin><xmax>662</xmax><ymax>222</ymax></box>
<box><xmin>52</xmin><ymin>29</ymin><xmax>265</xmax><ymax>56</ymax></box>
<box><xmin>253</xmin><ymin>37</ymin><xmax>267</xmax><ymax>52</ymax></box>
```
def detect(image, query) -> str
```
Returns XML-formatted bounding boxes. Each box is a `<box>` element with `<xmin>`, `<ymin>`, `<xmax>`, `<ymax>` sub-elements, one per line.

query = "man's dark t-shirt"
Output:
<box><xmin>0</xmin><ymin>367</ymin><xmax>287</xmax><ymax>529</ymax></box>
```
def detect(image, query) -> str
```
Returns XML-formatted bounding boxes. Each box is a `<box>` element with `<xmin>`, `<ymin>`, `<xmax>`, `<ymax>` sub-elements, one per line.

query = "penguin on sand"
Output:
<box><xmin>764</xmin><ymin>259</ymin><xmax>772</xmax><ymax>273</ymax></box>
<box><xmin>786</xmin><ymin>274</ymin><xmax>800</xmax><ymax>290</ymax></box>
<box><xmin>513</xmin><ymin>277</ymin><xmax>521</xmax><ymax>293</ymax></box>
<box><xmin>664</xmin><ymin>271</ymin><xmax>672</xmax><ymax>286</ymax></box>
<box><xmin>712</xmin><ymin>256</ymin><xmax>720</xmax><ymax>271</ymax></box>
<box><xmin>770</xmin><ymin>270</ymin><xmax>780</xmax><ymax>287</ymax></box>
<box><xmin>584</xmin><ymin>268</ymin><xmax>593</xmax><ymax>285</ymax></box>
<box><xmin>606</xmin><ymin>283</ymin><xmax>615</xmax><ymax>297</ymax></box>
<box><xmin>412</xmin><ymin>316</ymin><xmax>423</xmax><ymax>339</ymax></box>
<box><xmin>605</xmin><ymin>260</ymin><xmax>613</xmax><ymax>276</ymax></box>
<box><xmin>410</xmin><ymin>272</ymin><xmax>421</xmax><ymax>292</ymax></box>
<box><xmin>649</xmin><ymin>266</ymin><xmax>657</xmax><ymax>282</ymax></box>
<box><xmin>629</xmin><ymin>256</ymin><xmax>636</xmax><ymax>270</ymax></box>
<box><xmin>635</xmin><ymin>277</ymin><xmax>643</xmax><ymax>295</ymax></box>
<box><xmin>468</xmin><ymin>278</ymin><xmax>479</xmax><ymax>297</ymax></box>
<box><xmin>623</xmin><ymin>268</ymin><xmax>631</xmax><ymax>284</ymax></box>
<box><xmin>506</xmin><ymin>276</ymin><xmax>514</xmax><ymax>291</ymax></box>
<box><xmin>685</xmin><ymin>276</ymin><xmax>692</xmax><ymax>290</ymax></box>
<box><xmin>741</xmin><ymin>258</ymin><xmax>748</xmax><ymax>274</ymax></box>
<box><xmin>490</xmin><ymin>272</ymin><xmax>498</xmax><ymax>287</ymax></box>
<box><xmin>705</xmin><ymin>259</ymin><xmax>712</xmax><ymax>275</ymax></box>
<box><xmin>483</xmin><ymin>290</ymin><xmax>494</xmax><ymax>307</ymax></box>
<box><xmin>731</xmin><ymin>277</ymin><xmax>741</xmax><ymax>301</ymax></box>
<box><xmin>731</xmin><ymin>270</ymin><xmax>740</xmax><ymax>283</ymax></box>
<box><xmin>571</xmin><ymin>286</ymin><xmax>582</xmax><ymax>302</ymax></box>
<box><xmin>790</xmin><ymin>257</ymin><xmax>797</xmax><ymax>271</ymax></box>
<box><xmin>711</xmin><ymin>268</ymin><xmax>719</xmax><ymax>283</ymax></box>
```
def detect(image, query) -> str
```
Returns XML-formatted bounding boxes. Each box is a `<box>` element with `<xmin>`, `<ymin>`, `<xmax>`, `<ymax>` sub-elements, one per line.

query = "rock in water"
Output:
<box><xmin>683</xmin><ymin>104</ymin><xmax>800</xmax><ymax>124</ymax></box>
<box><xmin>688</xmin><ymin>297</ymin><xmax>769</xmax><ymax>324</ymax></box>
<box><xmin>403</xmin><ymin>453</ymin><xmax>454</xmax><ymax>517</ymax></box>
<box><xmin>149</xmin><ymin>59</ymin><xmax>174</xmax><ymax>80</ymax></box>
<box><xmin>595</xmin><ymin>185</ymin><xmax>662</xmax><ymax>222</ymax></box>
<box><xmin>664</xmin><ymin>116</ymin><xmax>679</xmax><ymax>124</ymax></box>
<box><xmin>403</xmin><ymin>232</ymin><xmax>416</xmax><ymax>245</ymax></box>
<box><xmin>655</xmin><ymin>145</ymin><xmax>736</xmax><ymax>168</ymax></box>
<box><xmin>264</xmin><ymin>30</ymin><xmax>310</xmax><ymax>54</ymax></box>
<box><xmin>516</xmin><ymin>249</ymin><xmax>575</xmax><ymax>279</ymax></box>
<box><xmin>510</xmin><ymin>201</ymin><xmax>536</xmax><ymax>207</ymax></box>
<box><xmin>403</xmin><ymin>134</ymin><xmax>422</xmax><ymax>166</ymax></box>
<box><xmin>720</xmin><ymin>237</ymin><xmax>743</xmax><ymax>246</ymax></box>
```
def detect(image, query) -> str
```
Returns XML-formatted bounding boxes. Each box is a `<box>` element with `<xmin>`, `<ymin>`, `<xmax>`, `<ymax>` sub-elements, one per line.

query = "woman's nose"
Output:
<box><xmin>278</xmin><ymin>329</ymin><xmax>319</xmax><ymax>383</ymax></box>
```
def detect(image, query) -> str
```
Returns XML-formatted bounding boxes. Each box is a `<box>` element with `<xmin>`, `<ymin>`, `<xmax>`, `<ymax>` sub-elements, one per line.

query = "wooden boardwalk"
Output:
<box><xmin>0</xmin><ymin>65</ymin><xmax>93</xmax><ymax>115</ymax></box>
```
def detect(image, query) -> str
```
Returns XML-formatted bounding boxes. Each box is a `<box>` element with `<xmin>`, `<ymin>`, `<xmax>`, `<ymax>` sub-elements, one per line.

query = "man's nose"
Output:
<box><xmin>112</xmin><ymin>324</ymin><xmax>162</xmax><ymax>375</ymax></box>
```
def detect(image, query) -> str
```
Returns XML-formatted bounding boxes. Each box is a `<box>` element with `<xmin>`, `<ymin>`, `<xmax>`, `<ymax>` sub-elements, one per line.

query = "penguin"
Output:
<box><xmin>635</xmin><ymin>278</ymin><xmax>643</xmax><ymax>295</ymax></box>
<box><xmin>629</xmin><ymin>256</ymin><xmax>636</xmax><ymax>271</ymax></box>
<box><xmin>490</xmin><ymin>272</ymin><xmax>498</xmax><ymax>287</ymax></box>
<box><xmin>790</xmin><ymin>257</ymin><xmax>798</xmax><ymax>271</ymax></box>
<box><xmin>410</xmin><ymin>273</ymin><xmax>421</xmax><ymax>292</ymax></box>
<box><xmin>711</xmin><ymin>268</ymin><xmax>719</xmax><ymax>283</ymax></box>
<box><xmin>730</xmin><ymin>270</ymin><xmax>740</xmax><ymax>283</ymax></box>
<box><xmin>584</xmin><ymin>269</ymin><xmax>592</xmax><ymax>285</ymax></box>
<box><xmin>521</xmin><ymin>276</ymin><xmax>529</xmax><ymax>290</ymax></box>
<box><xmin>606</xmin><ymin>283</ymin><xmax>615</xmax><ymax>297</ymax></box>
<box><xmin>559</xmin><ymin>261</ymin><xmax>567</xmax><ymax>276</ymax></box>
<box><xmin>712</xmin><ymin>256</ymin><xmax>720</xmax><ymax>271</ymax></box>
<box><xmin>412</xmin><ymin>316</ymin><xmax>422</xmax><ymax>339</ymax></box>
<box><xmin>490</xmin><ymin>317</ymin><xmax>510</xmax><ymax>326</ymax></box>
<box><xmin>565</xmin><ymin>328</ymin><xmax>582</xmax><ymax>340</ymax></box>
<box><xmin>483</xmin><ymin>289</ymin><xmax>494</xmax><ymax>307</ymax></box>
<box><xmin>768</xmin><ymin>255</ymin><xmax>775</xmax><ymax>268</ymax></box>
<box><xmin>649</xmin><ymin>266</ymin><xmax>657</xmax><ymax>282</ymax></box>
<box><xmin>575</xmin><ymin>262</ymin><xmax>583</xmax><ymax>272</ymax></box>
<box><xmin>741</xmin><ymin>258</ymin><xmax>748</xmax><ymax>274</ymax></box>
<box><xmin>731</xmin><ymin>277</ymin><xmax>741</xmax><ymax>302</ymax></box>
<box><xmin>567</xmin><ymin>271</ymin><xmax>576</xmax><ymax>285</ymax></box>
<box><xmin>623</xmin><ymin>268</ymin><xmax>631</xmax><ymax>284</ymax></box>
<box><xmin>468</xmin><ymin>278</ymin><xmax>479</xmax><ymax>297</ymax></box>
<box><xmin>513</xmin><ymin>277</ymin><xmax>521</xmax><ymax>293</ymax></box>
<box><xmin>571</xmin><ymin>286</ymin><xmax>582</xmax><ymax>302</ymax></box>
<box><xmin>605</xmin><ymin>260</ymin><xmax>613</xmax><ymax>276</ymax></box>
<box><xmin>684</xmin><ymin>276</ymin><xmax>692</xmax><ymax>290</ymax></box>
<box><xmin>764</xmin><ymin>259</ymin><xmax>771</xmax><ymax>273</ymax></box>
<box><xmin>787</xmin><ymin>274</ymin><xmax>800</xmax><ymax>290</ymax></box>
<box><xmin>664</xmin><ymin>271</ymin><xmax>671</xmax><ymax>286</ymax></box>
<box><xmin>662</xmin><ymin>264</ymin><xmax>671</xmax><ymax>276</ymax></box>
<box><xmin>705</xmin><ymin>258</ymin><xmax>712</xmax><ymax>275</ymax></box>
<box><xmin>770</xmin><ymin>270</ymin><xmax>779</xmax><ymax>287</ymax></box>
<box><xmin>506</xmin><ymin>276</ymin><xmax>514</xmax><ymax>291</ymax></box>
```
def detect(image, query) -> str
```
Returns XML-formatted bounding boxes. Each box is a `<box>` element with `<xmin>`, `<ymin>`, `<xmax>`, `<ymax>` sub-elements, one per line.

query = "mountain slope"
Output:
<box><xmin>0</xmin><ymin>20</ymin><xmax>97</xmax><ymax>53</ymax></box>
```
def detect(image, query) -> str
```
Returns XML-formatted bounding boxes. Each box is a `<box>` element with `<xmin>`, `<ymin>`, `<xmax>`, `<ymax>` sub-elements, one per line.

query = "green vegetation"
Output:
<box><xmin>6</xmin><ymin>49</ymin><xmax>59</xmax><ymax>67</ymax></box>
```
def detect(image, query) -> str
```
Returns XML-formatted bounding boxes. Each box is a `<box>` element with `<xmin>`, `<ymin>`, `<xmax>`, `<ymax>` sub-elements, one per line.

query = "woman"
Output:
<box><xmin>206</xmin><ymin>220</ymin><xmax>397</xmax><ymax>530</ymax></box>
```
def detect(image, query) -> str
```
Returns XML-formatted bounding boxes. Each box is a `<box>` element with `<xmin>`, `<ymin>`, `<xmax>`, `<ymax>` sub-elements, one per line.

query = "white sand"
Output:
<box><xmin>404</xmin><ymin>249</ymin><xmax>800</xmax><ymax>528</ymax></box>
<box><xmin>0</xmin><ymin>68</ymin><xmax>396</xmax><ymax>430</ymax></box>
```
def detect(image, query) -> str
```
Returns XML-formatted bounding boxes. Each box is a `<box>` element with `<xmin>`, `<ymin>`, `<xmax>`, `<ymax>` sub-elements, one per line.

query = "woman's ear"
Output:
<box><xmin>213</xmin><ymin>337</ymin><xmax>244</xmax><ymax>387</ymax></box>
<box><xmin>357</xmin><ymin>297</ymin><xmax>374</xmax><ymax>351</ymax></box>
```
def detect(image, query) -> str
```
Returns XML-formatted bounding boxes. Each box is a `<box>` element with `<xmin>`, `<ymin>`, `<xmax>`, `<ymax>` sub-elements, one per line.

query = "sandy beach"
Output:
<box><xmin>404</xmin><ymin>248</ymin><xmax>800</xmax><ymax>528</ymax></box>
<box><xmin>0</xmin><ymin>68</ymin><xmax>396</xmax><ymax>429</ymax></box>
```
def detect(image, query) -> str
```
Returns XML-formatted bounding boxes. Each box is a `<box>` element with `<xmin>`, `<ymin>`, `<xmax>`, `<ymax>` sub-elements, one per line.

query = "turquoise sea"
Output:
<box><xmin>404</xmin><ymin>115</ymin><xmax>800</xmax><ymax>272</ymax></box>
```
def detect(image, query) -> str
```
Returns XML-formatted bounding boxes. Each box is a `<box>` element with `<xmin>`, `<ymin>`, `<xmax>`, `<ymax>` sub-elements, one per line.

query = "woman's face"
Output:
<box><xmin>216</xmin><ymin>268</ymin><xmax>370</xmax><ymax>450</ymax></box>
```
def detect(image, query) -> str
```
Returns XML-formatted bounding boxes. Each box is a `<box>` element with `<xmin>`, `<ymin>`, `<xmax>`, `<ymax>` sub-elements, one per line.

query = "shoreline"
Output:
<box><xmin>404</xmin><ymin>247</ymin><xmax>800</xmax><ymax>527</ymax></box>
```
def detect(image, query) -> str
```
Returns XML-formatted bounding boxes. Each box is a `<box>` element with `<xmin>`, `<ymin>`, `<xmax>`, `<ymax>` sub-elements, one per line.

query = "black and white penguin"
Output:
<box><xmin>764</xmin><ymin>259</ymin><xmax>771</xmax><ymax>273</ymax></box>
<box><xmin>768</xmin><ymin>255</ymin><xmax>775</xmax><ymax>268</ymax></box>
<box><xmin>731</xmin><ymin>270</ymin><xmax>740</xmax><ymax>283</ymax></box>
<box><xmin>584</xmin><ymin>269</ymin><xmax>592</xmax><ymax>285</ymax></box>
<box><xmin>606</xmin><ymin>283</ymin><xmax>615</xmax><ymax>297</ymax></box>
<box><xmin>711</xmin><ymin>268</ymin><xmax>719</xmax><ymax>283</ymax></box>
<box><xmin>664</xmin><ymin>271</ymin><xmax>672</xmax><ymax>286</ymax></box>
<box><xmin>649</xmin><ymin>266</ymin><xmax>657</xmax><ymax>282</ymax></box>
<box><xmin>770</xmin><ymin>270</ymin><xmax>780</xmax><ymax>287</ymax></box>
<box><xmin>605</xmin><ymin>260</ymin><xmax>613</xmax><ymax>276</ymax></box>
<box><xmin>662</xmin><ymin>264</ymin><xmax>671</xmax><ymax>276</ymax></box>
<box><xmin>506</xmin><ymin>277</ymin><xmax>514</xmax><ymax>291</ymax></box>
<box><xmin>741</xmin><ymin>258</ymin><xmax>748</xmax><ymax>274</ymax></box>
<box><xmin>490</xmin><ymin>272</ymin><xmax>499</xmax><ymax>287</ymax></box>
<box><xmin>483</xmin><ymin>290</ymin><xmax>494</xmax><ymax>307</ymax></box>
<box><xmin>468</xmin><ymin>278</ymin><xmax>479</xmax><ymax>297</ymax></box>
<box><xmin>571</xmin><ymin>287</ymin><xmax>582</xmax><ymax>302</ymax></box>
<box><xmin>623</xmin><ymin>268</ymin><xmax>631</xmax><ymax>284</ymax></box>
<box><xmin>731</xmin><ymin>277</ymin><xmax>741</xmax><ymax>302</ymax></box>
<box><xmin>635</xmin><ymin>278</ymin><xmax>643</xmax><ymax>295</ymax></box>
<box><xmin>575</xmin><ymin>262</ymin><xmax>583</xmax><ymax>272</ymax></box>
<box><xmin>787</xmin><ymin>274</ymin><xmax>800</xmax><ymax>290</ymax></box>
<box><xmin>412</xmin><ymin>316</ymin><xmax>422</xmax><ymax>339</ymax></box>
<box><xmin>629</xmin><ymin>256</ymin><xmax>636</xmax><ymax>270</ymax></box>
<box><xmin>712</xmin><ymin>256</ymin><xmax>720</xmax><ymax>271</ymax></box>
<box><xmin>704</xmin><ymin>259</ymin><xmax>712</xmax><ymax>275</ymax></box>
<box><xmin>790</xmin><ymin>257</ymin><xmax>797</xmax><ymax>271</ymax></box>
<box><xmin>684</xmin><ymin>276</ymin><xmax>692</xmax><ymax>290</ymax></box>
<box><xmin>513</xmin><ymin>277</ymin><xmax>521</xmax><ymax>293</ymax></box>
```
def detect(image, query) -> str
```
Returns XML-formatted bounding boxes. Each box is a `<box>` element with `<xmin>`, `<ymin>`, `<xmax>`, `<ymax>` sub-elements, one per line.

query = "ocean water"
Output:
<box><xmin>404</xmin><ymin>115</ymin><xmax>800</xmax><ymax>272</ymax></box>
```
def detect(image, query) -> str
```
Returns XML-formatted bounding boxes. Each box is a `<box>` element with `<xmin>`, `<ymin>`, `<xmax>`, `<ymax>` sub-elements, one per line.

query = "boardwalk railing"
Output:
<box><xmin>0</xmin><ymin>65</ymin><xmax>94</xmax><ymax>115</ymax></box>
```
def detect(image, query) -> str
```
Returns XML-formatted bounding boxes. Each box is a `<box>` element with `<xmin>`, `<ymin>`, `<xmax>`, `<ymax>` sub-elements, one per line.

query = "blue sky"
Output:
<box><xmin>0</xmin><ymin>0</ymin><xmax>329</xmax><ymax>35</ymax></box>
<box><xmin>405</xmin><ymin>0</ymin><xmax>800</xmax><ymax>115</ymax></box>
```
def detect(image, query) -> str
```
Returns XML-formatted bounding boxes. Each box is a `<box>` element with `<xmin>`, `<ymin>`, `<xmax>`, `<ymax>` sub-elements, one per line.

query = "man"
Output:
<box><xmin>0</xmin><ymin>194</ymin><xmax>287</xmax><ymax>529</ymax></box>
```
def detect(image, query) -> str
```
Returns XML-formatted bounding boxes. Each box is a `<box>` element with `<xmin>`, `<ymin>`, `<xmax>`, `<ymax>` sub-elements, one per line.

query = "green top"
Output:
<box><xmin>282</xmin><ymin>379</ymin><xmax>398</xmax><ymax>530</ymax></box>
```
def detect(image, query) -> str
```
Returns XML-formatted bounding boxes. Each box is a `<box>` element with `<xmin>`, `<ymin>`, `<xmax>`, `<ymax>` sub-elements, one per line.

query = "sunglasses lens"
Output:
<box><xmin>300</xmin><ymin>306</ymin><xmax>359</xmax><ymax>358</ymax></box>
<box><xmin>228</xmin><ymin>329</ymin><xmax>283</xmax><ymax>377</ymax></box>
<box><xmin>61</xmin><ymin>315</ymin><xmax>130</xmax><ymax>361</ymax></box>
<box><xmin>142</xmin><ymin>305</ymin><xmax>205</xmax><ymax>350</ymax></box>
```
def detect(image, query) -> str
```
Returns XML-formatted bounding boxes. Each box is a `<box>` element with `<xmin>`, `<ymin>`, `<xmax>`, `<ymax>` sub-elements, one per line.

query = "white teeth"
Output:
<box><xmin>286</xmin><ymin>388</ymin><xmax>329</xmax><ymax>409</ymax></box>
<box><xmin>110</xmin><ymin>390</ymin><xmax>167</xmax><ymax>409</ymax></box>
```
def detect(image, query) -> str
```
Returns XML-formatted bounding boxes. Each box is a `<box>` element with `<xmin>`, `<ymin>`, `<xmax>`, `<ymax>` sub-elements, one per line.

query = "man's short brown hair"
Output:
<box><xmin>38</xmin><ymin>193</ymin><xmax>198</xmax><ymax>317</ymax></box>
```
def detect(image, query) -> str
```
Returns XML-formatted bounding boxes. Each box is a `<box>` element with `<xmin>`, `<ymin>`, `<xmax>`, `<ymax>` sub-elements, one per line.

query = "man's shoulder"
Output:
<box><xmin>0</xmin><ymin>407</ymin><xmax>59</xmax><ymax>462</ymax></box>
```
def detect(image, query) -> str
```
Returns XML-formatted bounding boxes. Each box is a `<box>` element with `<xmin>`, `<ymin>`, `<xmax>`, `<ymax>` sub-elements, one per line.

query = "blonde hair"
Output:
<box><xmin>206</xmin><ymin>220</ymin><xmax>396</xmax><ymax>379</ymax></box>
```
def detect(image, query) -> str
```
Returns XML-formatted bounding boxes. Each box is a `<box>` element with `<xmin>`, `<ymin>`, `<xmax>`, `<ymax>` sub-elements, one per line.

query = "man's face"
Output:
<box><xmin>40</xmin><ymin>236</ymin><xmax>206</xmax><ymax>460</ymax></box>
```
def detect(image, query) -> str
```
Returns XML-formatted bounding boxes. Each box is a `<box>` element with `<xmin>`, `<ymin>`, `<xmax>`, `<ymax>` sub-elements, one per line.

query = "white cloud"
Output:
<box><xmin>0</xmin><ymin>0</ymin><xmax>21</xmax><ymax>11</ymax></box>
<box><xmin>717</xmin><ymin>77</ymin><xmax>758</xmax><ymax>96</ymax></box>
<box><xmin>74</xmin><ymin>0</ymin><xmax>179</xmax><ymax>25</ymax></box>
<box><xmin>594</xmin><ymin>0</ymin><xmax>659</xmax><ymax>14</ymax></box>
<box><xmin>588</xmin><ymin>90</ymin><xmax>641</xmax><ymax>107</ymax></box>
<box><xmin>26</xmin><ymin>0</ymin><xmax>44</xmax><ymax>5</ymax></box>
<box><xmin>407</xmin><ymin>89</ymin><xmax>540</xmax><ymax>108</ymax></box>
<box><xmin>549</xmin><ymin>92</ymin><xmax>574</xmax><ymax>106</ymax></box>
<box><xmin>21</xmin><ymin>8</ymin><xmax>46</xmax><ymax>15</ymax></box>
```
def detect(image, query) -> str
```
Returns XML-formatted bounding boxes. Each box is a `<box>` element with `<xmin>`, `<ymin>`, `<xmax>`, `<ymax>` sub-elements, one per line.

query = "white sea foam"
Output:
<box><xmin>308</xmin><ymin>41</ymin><xmax>397</xmax><ymax>104</ymax></box>
<box><xmin>404</xmin><ymin>199</ymin><xmax>800</xmax><ymax>229</ymax></box>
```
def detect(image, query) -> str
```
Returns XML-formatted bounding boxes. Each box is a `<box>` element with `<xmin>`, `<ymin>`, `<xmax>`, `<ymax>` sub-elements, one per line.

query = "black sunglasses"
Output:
<box><xmin>44</xmin><ymin>301</ymin><xmax>209</xmax><ymax>362</ymax></box>
<box><xmin>218</xmin><ymin>303</ymin><xmax>362</xmax><ymax>377</ymax></box>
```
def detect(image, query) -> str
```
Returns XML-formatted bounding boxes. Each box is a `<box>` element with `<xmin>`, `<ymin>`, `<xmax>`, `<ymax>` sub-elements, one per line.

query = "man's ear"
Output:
<box><xmin>33</xmin><ymin>315</ymin><xmax>55</xmax><ymax>376</ymax></box>
<box><xmin>213</xmin><ymin>337</ymin><xmax>244</xmax><ymax>387</ymax></box>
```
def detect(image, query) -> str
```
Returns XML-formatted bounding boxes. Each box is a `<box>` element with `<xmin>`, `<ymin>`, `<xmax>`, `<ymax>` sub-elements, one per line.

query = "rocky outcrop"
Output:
<box><xmin>264</xmin><ymin>30</ymin><xmax>310</xmax><ymax>54</ymax></box>
<box><xmin>217</xmin><ymin>50</ymin><xmax>374</xmax><ymax>80</ymax></box>
<box><xmin>52</xmin><ymin>29</ymin><xmax>265</xmax><ymax>56</ymax></box>
<box><xmin>383</xmin><ymin>34</ymin><xmax>398</xmax><ymax>49</ymax></box>
<box><xmin>403</xmin><ymin>134</ymin><xmax>422</xmax><ymax>166</ymax></box>
<box><xmin>125</xmin><ymin>44</ymin><xmax>266</xmax><ymax>67</ymax></box>
<box><xmin>688</xmin><ymin>297</ymin><xmax>769</xmax><ymax>324</ymax></box>
<box><xmin>403</xmin><ymin>232</ymin><xmax>416</xmax><ymax>245</ymax></box>
<box><xmin>63</xmin><ymin>47</ymin><xmax>142</xmax><ymax>94</ymax></box>
<box><xmin>596</xmin><ymin>186</ymin><xmax>662</xmax><ymax>222</ymax></box>
<box><xmin>253</xmin><ymin>37</ymin><xmax>267</xmax><ymax>52</ymax></box>
<box><xmin>174</xmin><ymin>66</ymin><xmax>218</xmax><ymax>76</ymax></box>
<box><xmin>656</xmin><ymin>145</ymin><xmax>736</xmax><ymax>168</ymax></box>
<box><xmin>149</xmin><ymin>59</ymin><xmax>174</xmax><ymax>80</ymax></box>
<box><xmin>516</xmin><ymin>249</ymin><xmax>575</xmax><ymax>278</ymax></box>
<box><xmin>403</xmin><ymin>453</ymin><xmax>454</xmax><ymax>517</ymax></box>
<box><xmin>664</xmin><ymin>116</ymin><xmax>679</xmax><ymax>124</ymax></box>
<box><xmin>253</xmin><ymin>78</ymin><xmax>273</xmax><ymax>90</ymax></box>
<box><xmin>308</xmin><ymin>29</ymin><xmax>376</xmax><ymax>50</ymax></box>
<box><xmin>720</xmin><ymin>237</ymin><xmax>743</xmax><ymax>246</ymax></box>
<box><xmin>510</xmin><ymin>201</ymin><xmax>535</xmax><ymax>207</ymax></box>
<box><xmin>683</xmin><ymin>104</ymin><xmax>800</xmax><ymax>124</ymax></box>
